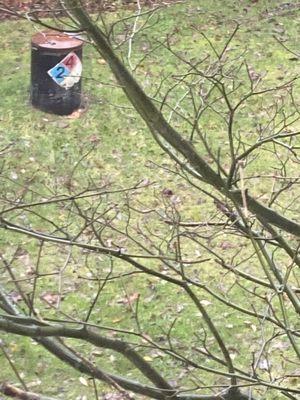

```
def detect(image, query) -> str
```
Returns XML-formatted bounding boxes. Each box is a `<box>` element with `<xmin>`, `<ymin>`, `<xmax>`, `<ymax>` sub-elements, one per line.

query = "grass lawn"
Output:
<box><xmin>0</xmin><ymin>1</ymin><xmax>299</xmax><ymax>399</ymax></box>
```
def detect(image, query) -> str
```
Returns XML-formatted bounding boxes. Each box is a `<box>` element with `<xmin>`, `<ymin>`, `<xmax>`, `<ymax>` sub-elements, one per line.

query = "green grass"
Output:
<box><xmin>0</xmin><ymin>1</ymin><xmax>299</xmax><ymax>399</ymax></box>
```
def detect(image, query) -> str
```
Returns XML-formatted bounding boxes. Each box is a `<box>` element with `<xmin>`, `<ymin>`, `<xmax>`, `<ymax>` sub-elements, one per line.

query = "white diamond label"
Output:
<box><xmin>47</xmin><ymin>52</ymin><xmax>82</xmax><ymax>90</ymax></box>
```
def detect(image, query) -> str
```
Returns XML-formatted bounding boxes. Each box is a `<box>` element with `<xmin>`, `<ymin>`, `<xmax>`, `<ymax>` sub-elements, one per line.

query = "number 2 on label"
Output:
<box><xmin>55</xmin><ymin>66</ymin><xmax>66</xmax><ymax>79</ymax></box>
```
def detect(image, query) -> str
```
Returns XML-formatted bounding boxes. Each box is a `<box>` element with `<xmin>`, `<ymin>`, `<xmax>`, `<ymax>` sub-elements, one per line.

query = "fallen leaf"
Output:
<box><xmin>117</xmin><ymin>292</ymin><xmax>140</xmax><ymax>306</ymax></box>
<box><xmin>79</xmin><ymin>376</ymin><xmax>89</xmax><ymax>386</ymax></box>
<box><xmin>162</xmin><ymin>188</ymin><xmax>174</xmax><ymax>197</ymax></box>
<box><xmin>88</xmin><ymin>134</ymin><xmax>100</xmax><ymax>144</ymax></box>
<box><xmin>8</xmin><ymin>291</ymin><xmax>22</xmax><ymax>303</ymax></box>
<box><xmin>258</xmin><ymin>359</ymin><xmax>270</xmax><ymax>371</ymax></box>
<box><xmin>219</xmin><ymin>241</ymin><xmax>236</xmax><ymax>250</ymax></box>
<box><xmin>103</xmin><ymin>393</ymin><xmax>132</xmax><ymax>400</ymax></box>
<box><xmin>199</xmin><ymin>300</ymin><xmax>212</xmax><ymax>306</ymax></box>
<box><xmin>40</xmin><ymin>292</ymin><xmax>61</xmax><ymax>305</ymax></box>
<box><xmin>112</xmin><ymin>317</ymin><xmax>123</xmax><ymax>323</ymax></box>
<box><xmin>66</xmin><ymin>109</ymin><xmax>84</xmax><ymax>119</ymax></box>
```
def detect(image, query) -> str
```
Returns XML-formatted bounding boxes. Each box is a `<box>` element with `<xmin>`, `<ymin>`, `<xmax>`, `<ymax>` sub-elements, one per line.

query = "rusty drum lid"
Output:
<box><xmin>31</xmin><ymin>30</ymin><xmax>83</xmax><ymax>51</ymax></box>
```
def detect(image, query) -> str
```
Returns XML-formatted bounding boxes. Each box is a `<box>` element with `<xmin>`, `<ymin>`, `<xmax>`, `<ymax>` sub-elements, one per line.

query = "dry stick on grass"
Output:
<box><xmin>0</xmin><ymin>383</ymin><xmax>58</xmax><ymax>400</ymax></box>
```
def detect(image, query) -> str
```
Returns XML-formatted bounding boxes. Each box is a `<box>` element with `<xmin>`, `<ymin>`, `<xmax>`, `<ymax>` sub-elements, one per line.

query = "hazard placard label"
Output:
<box><xmin>47</xmin><ymin>52</ymin><xmax>82</xmax><ymax>89</ymax></box>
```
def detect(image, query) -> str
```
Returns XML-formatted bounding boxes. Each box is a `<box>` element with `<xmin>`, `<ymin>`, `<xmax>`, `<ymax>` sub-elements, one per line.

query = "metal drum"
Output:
<box><xmin>31</xmin><ymin>31</ymin><xmax>83</xmax><ymax>115</ymax></box>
